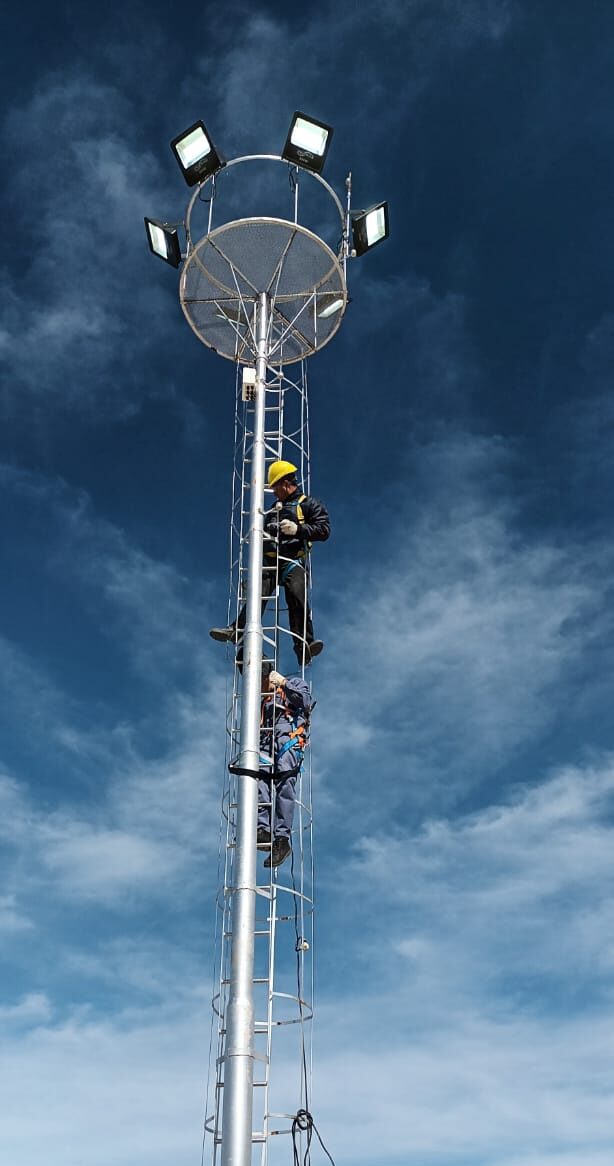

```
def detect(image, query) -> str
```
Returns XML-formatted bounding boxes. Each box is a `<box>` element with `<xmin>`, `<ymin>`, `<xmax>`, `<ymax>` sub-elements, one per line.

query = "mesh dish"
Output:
<box><xmin>179</xmin><ymin>217</ymin><xmax>347</xmax><ymax>364</ymax></box>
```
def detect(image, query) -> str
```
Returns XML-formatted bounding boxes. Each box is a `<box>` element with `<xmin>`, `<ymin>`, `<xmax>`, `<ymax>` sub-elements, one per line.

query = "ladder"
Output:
<box><xmin>203</xmin><ymin>359</ymin><xmax>316</xmax><ymax>1166</ymax></box>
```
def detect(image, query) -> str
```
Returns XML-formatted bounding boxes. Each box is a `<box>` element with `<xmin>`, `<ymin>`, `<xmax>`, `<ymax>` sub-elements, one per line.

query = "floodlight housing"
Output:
<box><xmin>351</xmin><ymin>202</ymin><xmax>389</xmax><ymax>256</ymax></box>
<box><xmin>170</xmin><ymin>120</ymin><xmax>226</xmax><ymax>187</ymax></box>
<box><xmin>316</xmin><ymin>292</ymin><xmax>344</xmax><ymax>319</ymax></box>
<box><xmin>144</xmin><ymin>217</ymin><xmax>182</xmax><ymax>268</ymax></box>
<box><xmin>282</xmin><ymin>111</ymin><xmax>333</xmax><ymax>175</ymax></box>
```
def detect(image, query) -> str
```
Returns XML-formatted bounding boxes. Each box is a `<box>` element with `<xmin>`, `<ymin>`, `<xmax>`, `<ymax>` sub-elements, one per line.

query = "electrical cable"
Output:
<box><xmin>198</xmin><ymin>177</ymin><xmax>217</xmax><ymax>205</ymax></box>
<box><xmin>290</xmin><ymin>845</ymin><xmax>310</xmax><ymax>1116</ymax></box>
<box><xmin>291</xmin><ymin>1109</ymin><xmax>336</xmax><ymax>1166</ymax></box>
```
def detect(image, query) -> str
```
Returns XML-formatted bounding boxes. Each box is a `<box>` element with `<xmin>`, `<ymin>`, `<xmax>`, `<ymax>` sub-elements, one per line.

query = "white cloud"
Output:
<box><xmin>0</xmin><ymin>688</ymin><xmax>223</xmax><ymax>908</ymax></box>
<box><xmin>40</xmin><ymin>821</ymin><xmax>179</xmax><ymax>896</ymax></box>
<box><xmin>0</xmin><ymin>462</ymin><xmax>214</xmax><ymax>685</ymax></box>
<box><xmin>312</xmin><ymin>432</ymin><xmax>606</xmax><ymax>823</ymax></box>
<box><xmin>302</xmin><ymin>755</ymin><xmax>614</xmax><ymax>1165</ymax></box>
<box><xmin>0</xmin><ymin>467</ymin><xmax>226</xmax><ymax>910</ymax></box>
<box><xmin>63</xmin><ymin>937</ymin><xmax>210</xmax><ymax>1004</ymax></box>
<box><xmin>0</xmin><ymin>1007</ymin><xmax>208</xmax><ymax>1166</ymax></box>
<box><xmin>198</xmin><ymin>0</ymin><xmax>518</xmax><ymax>157</ymax></box>
<box><xmin>330</xmin><ymin>755</ymin><xmax>614</xmax><ymax>1020</ymax></box>
<box><xmin>0</xmin><ymin>991</ymin><xmax>52</xmax><ymax>1027</ymax></box>
<box><xmin>0</xmin><ymin>894</ymin><xmax>33</xmax><ymax>935</ymax></box>
<box><xmin>0</xmin><ymin>77</ymin><xmax>178</xmax><ymax>417</ymax></box>
<box><xmin>0</xmin><ymin>771</ymin><xmax>31</xmax><ymax>839</ymax></box>
<box><xmin>310</xmin><ymin>1011</ymin><xmax>614</xmax><ymax>1164</ymax></box>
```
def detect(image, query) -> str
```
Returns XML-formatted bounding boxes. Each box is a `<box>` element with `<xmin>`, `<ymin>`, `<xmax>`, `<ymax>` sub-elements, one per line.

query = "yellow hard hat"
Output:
<box><xmin>267</xmin><ymin>460</ymin><xmax>298</xmax><ymax>487</ymax></box>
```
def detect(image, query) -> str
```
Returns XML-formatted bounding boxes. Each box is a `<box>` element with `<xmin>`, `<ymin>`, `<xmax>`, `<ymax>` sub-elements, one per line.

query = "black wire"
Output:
<box><xmin>198</xmin><ymin>179</ymin><xmax>217</xmax><ymax>205</ymax></box>
<box><xmin>290</xmin><ymin>846</ymin><xmax>310</xmax><ymax>1114</ymax></box>
<box><xmin>291</xmin><ymin>1109</ymin><xmax>336</xmax><ymax>1166</ymax></box>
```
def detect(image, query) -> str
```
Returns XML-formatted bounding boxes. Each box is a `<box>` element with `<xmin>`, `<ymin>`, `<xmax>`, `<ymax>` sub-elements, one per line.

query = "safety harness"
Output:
<box><xmin>264</xmin><ymin>493</ymin><xmax>312</xmax><ymax>583</ymax></box>
<box><xmin>277</xmin><ymin>721</ymin><xmax>307</xmax><ymax>758</ymax></box>
<box><xmin>229</xmin><ymin>687</ymin><xmax>311</xmax><ymax>780</ymax></box>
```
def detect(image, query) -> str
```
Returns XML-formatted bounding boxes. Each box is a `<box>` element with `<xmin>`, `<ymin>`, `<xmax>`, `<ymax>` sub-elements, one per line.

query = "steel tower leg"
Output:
<box><xmin>221</xmin><ymin>293</ymin><xmax>269</xmax><ymax>1166</ymax></box>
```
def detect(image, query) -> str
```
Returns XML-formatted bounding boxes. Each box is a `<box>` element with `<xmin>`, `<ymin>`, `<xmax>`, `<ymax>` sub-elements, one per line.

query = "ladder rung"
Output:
<box><xmin>220</xmin><ymin>977</ymin><xmax>269</xmax><ymax>985</ymax></box>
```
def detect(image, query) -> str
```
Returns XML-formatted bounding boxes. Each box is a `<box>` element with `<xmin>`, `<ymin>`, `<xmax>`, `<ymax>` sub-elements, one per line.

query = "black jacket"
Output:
<box><xmin>263</xmin><ymin>491</ymin><xmax>330</xmax><ymax>562</ymax></box>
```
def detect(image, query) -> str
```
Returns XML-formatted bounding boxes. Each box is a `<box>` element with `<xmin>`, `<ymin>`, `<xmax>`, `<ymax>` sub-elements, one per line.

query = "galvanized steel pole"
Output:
<box><xmin>220</xmin><ymin>292</ymin><xmax>269</xmax><ymax>1166</ymax></box>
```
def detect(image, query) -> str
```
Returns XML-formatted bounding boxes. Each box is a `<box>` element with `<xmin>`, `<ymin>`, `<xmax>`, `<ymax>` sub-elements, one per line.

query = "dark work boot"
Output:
<box><xmin>257</xmin><ymin>828</ymin><xmax>272</xmax><ymax>851</ymax></box>
<box><xmin>264</xmin><ymin>837</ymin><xmax>291</xmax><ymax>868</ymax></box>
<box><xmin>294</xmin><ymin>639</ymin><xmax>324</xmax><ymax>667</ymax></box>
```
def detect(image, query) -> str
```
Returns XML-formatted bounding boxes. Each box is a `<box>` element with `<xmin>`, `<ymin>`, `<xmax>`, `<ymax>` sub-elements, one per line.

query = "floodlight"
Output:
<box><xmin>351</xmin><ymin>202</ymin><xmax>389</xmax><ymax>256</ymax></box>
<box><xmin>170</xmin><ymin>120</ymin><xmax>226</xmax><ymax>187</ymax></box>
<box><xmin>316</xmin><ymin>293</ymin><xmax>344</xmax><ymax>319</ymax></box>
<box><xmin>144</xmin><ymin>217</ymin><xmax>182</xmax><ymax>268</ymax></box>
<box><xmin>282</xmin><ymin>111</ymin><xmax>333</xmax><ymax>175</ymax></box>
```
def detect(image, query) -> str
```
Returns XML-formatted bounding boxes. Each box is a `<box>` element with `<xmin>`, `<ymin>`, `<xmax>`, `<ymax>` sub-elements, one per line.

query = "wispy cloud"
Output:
<box><xmin>0</xmin><ymin>1004</ymin><xmax>208</xmax><ymax>1166</ymax></box>
<box><xmin>0</xmin><ymin>462</ymin><xmax>214</xmax><ymax>686</ymax></box>
<box><xmin>308</xmin><ymin>754</ymin><xmax>614</xmax><ymax>1164</ymax></box>
<box><xmin>197</xmin><ymin>0</ymin><xmax>518</xmax><ymax>159</ymax></box>
<box><xmin>0</xmin><ymin>681</ymin><xmax>222</xmax><ymax>915</ymax></box>
<box><xmin>342</xmin><ymin>758</ymin><xmax>614</xmax><ymax>996</ymax></box>
<box><xmin>6</xmin><ymin>753</ymin><xmax>608</xmax><ymax>1166</ymax></box>
<box><xmin>312</xmin><ymin>432</ymin><xmax>605</xmax><ymax>827</ymax></box>
<box><xmin>0</xmin><ymin>893</ymin><xmax>33</xmax><ymax>935</ymax></box>
<box><xmin>0</xmin><ymin>465</ymin><xmax>226</xmax><ymax>919</ymax></box>
<box><xmin>0</xmin><ymin>77</ymin><xmax>181</xmax><ymax>419</ymax></box>
<box><xmin>0</xmin><ymin>991</ymin><xmax>52</xmax><ymax>1027</ymax></box>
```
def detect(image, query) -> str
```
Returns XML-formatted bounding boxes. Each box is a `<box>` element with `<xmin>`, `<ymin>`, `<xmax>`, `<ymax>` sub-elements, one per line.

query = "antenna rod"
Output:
<box><xmin>220</xmin><ymin>292</ymin><xmax>269</xmax><ymax>1166</ymax></box>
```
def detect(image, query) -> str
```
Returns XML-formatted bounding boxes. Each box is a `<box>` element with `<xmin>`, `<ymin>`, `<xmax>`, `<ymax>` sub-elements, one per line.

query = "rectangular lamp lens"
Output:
<box><xmin>148</xmin><ymin>222</ymin><xmax>168</xmax><ymax>258</ymax></box>
<box><xmin>176</xmin><ymin>126</ymin><xmax>211</xmax><ymax>169</ymax></box>
<box><xmin>318</xmin><ymin>297</ymin><xmax>344</xmax><ymax>318</ymax></box>
<box><xmin>366</xmin><ymin>206</ymin><xmax>387</xmax><ymax>246</ymax></box>
<box><xmin>291</xmin><ymin>117</ymin><xmax>328</xmax><ymax>157</ymax></box>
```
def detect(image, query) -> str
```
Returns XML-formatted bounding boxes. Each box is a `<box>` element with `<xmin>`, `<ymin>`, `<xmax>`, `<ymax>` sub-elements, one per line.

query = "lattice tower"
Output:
<box><xmin>175</xmin><ymin>155</ymin><xmax>349</xmax><ymax>1166</ymax></box>
<box><xmin>202</xmin><ymin>359</ymin><xmax>315</xmax><ymax>1166</ymax></box>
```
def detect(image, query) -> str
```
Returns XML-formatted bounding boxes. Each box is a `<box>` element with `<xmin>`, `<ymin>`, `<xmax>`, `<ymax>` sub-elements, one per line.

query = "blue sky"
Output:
<box><xmin>2</xmin><ymin>1</ymin><xmax>614</xmax><ymax>1163</ymax></box>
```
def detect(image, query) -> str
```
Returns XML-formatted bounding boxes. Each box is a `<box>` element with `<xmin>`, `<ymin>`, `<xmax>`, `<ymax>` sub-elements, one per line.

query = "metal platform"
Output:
<box><xmin>180</xmin><ymin>217</ymin><xmax>346</xmax><ymax>364</ymax></box>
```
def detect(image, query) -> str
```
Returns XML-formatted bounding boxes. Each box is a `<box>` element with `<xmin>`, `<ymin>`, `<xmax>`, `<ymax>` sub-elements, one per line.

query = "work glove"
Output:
<box><xmin>269</xmin><ymin>670</ymin><xmax>286</xmax><ymax>688</ymax></box>
<box><xmin>279</xmin><ymin>518</ymin><xmax>298</xmax><ymax>536</ymax></box>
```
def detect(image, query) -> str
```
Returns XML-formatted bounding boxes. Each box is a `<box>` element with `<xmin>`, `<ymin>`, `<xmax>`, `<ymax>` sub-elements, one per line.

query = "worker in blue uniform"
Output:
<box><xmin>210</xmin><ymin>459</ymin><xmax>330</xmax><ymax>667</ymax></box>
<box><xmin>257</xmin><ymin>668</ymin><xmax>312</xmax><ymax>868</ymax></box>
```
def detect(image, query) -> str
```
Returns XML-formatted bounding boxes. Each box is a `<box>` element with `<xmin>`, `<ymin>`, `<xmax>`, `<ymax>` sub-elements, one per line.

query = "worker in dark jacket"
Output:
<box><xmin>257</xmin><ymin>668</ymin><xmax>312</xmax><ymax>868</ymax></box>
<box><xmin>210</xmin><ymin>459</ymin><xmax>330</xmax><ymax>666</ymax></box>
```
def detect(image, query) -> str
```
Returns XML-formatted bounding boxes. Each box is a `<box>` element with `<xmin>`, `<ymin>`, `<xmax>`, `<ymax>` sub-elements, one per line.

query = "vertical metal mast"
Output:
<box><xmin>221</xmin><ymin>293</ymin><xmax>269</xmax><ymax>1166</ymax></box>
<box><xmin>206</xmin><ymin>357</ymin><xmax>315</xmax><ymax>1166</ymax></box>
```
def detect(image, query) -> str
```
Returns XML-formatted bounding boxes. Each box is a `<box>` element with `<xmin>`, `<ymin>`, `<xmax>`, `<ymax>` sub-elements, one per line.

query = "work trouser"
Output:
<box><xmin>257</xmin><ymin>747</ymin><xmax>301</xmax><ymax>839</ymax></box>
<box><xmin>236</xmin><ymin>560</ymin><xmax>314</xmax><ymax>662</ymax></box>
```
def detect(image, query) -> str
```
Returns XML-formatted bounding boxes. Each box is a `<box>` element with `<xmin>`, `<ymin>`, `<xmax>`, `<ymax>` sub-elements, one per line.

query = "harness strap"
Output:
<box><xmin>279</xmin><ymin>560</ymin><xmax>300</xmax><ymax>583</ymax></box>
<box><xmin>251</xmin><ymin>698</ymin><xmax>309</xmax><ymax>778</ymax></box>
<box><xmin>277</xmin><ymin>739</ymin><xmax>305</xmax><ymax>761</ymax></box>
<box><xmin>229</xmin><ymin>760</ymin><xmax>303</xmax><ymax>780</ymax></box>
<box><xmin>264</xmin><ymin>493</ymin><xmax>311</xmax><ymax>561</ymax></box>
<box><xmin>276</xmin><ymin>724</ymin><xmax>307</xmax><ymax>758</ymax></box>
